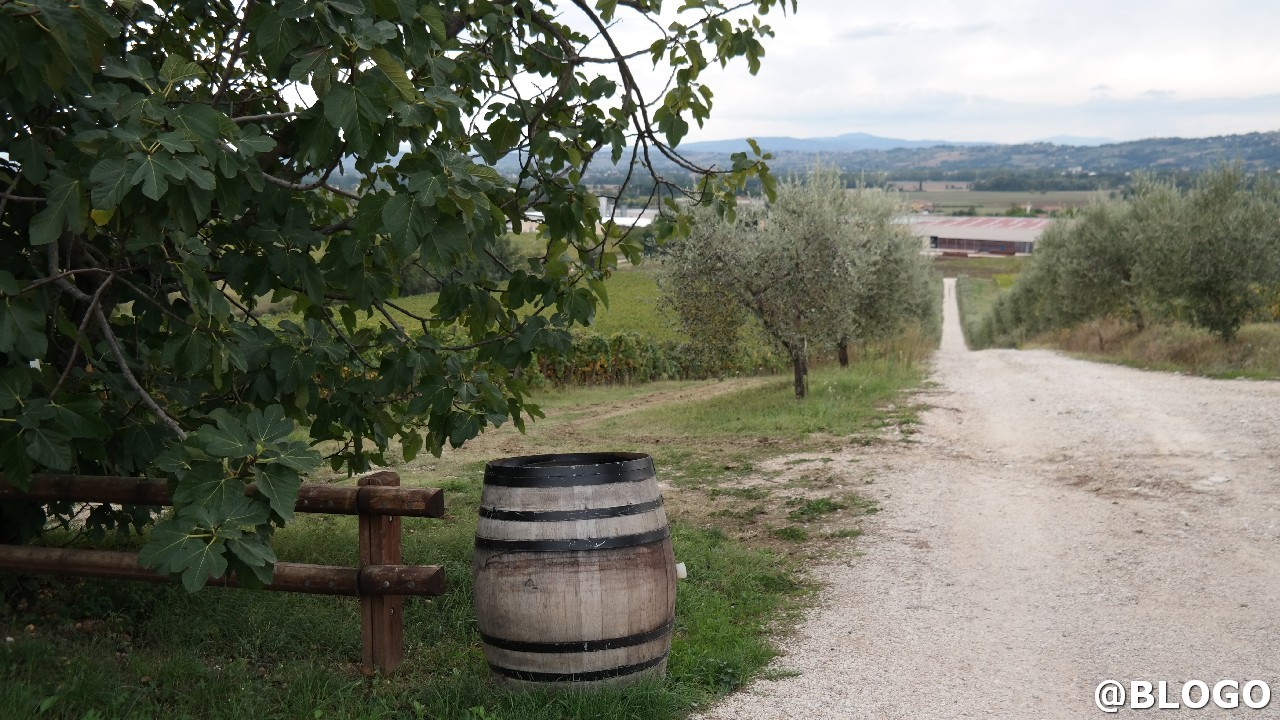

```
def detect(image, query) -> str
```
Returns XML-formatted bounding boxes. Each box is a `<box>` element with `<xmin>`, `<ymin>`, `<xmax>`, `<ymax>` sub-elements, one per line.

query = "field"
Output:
<box><xmin>581</xmin><ymin>267</ymin><xmax>677</xmax><ymax>340</ymax></box>
<box><xmin>932</xmin><ymin>255</ymin><xmax>1030</xmax><ymax>280</ymax></box>
<box><xmin>380</xmin><ymin>266</ymin><xmax>673</xmax><ymax>335</ymax></box>
<box><xmin>896</xmin><ymin>189</ymin><xmax>1104</xmax><ymax>215</ymax></box>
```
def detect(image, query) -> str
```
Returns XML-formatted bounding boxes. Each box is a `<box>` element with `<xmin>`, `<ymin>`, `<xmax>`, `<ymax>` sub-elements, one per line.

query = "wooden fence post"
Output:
<box><xmin>358</xmin><ymin>470</ymin><xmax>404</xmax><ymax>675</ymax></box>
<box><xmin>0</xmin><ymin>471</ymin><xmax>442</xmax><ymax>675</ymax></box>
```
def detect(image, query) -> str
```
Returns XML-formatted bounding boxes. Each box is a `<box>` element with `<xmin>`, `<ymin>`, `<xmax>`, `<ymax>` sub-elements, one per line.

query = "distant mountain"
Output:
<box><xmin>679</xmin><ymin>132</ymin><xmax>995</xmax><ymax>154</ymax></box>
<box><xmin>1032</xmin><ymin>135</ymin><xmax>1115</xmax><ymax>147</ymax></box>
<box><xmin>670</xmin><ymin>130</ymin><xmax>1280</xmax><ymax>174</ymax></box>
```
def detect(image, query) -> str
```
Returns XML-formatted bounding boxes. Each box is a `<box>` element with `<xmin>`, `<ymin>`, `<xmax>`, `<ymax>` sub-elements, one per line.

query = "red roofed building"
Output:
<box><xmin>907</xmin><ymin>216</ymin><xmax>1052</xmax><ymax>255</ymax></box>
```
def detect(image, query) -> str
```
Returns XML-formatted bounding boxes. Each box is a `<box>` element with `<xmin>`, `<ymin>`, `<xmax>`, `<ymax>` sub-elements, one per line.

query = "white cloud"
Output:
<box><xmin>677</xmin><ymin>0</ymin><xmax>1280</xmax><ymax>143</ymax></box>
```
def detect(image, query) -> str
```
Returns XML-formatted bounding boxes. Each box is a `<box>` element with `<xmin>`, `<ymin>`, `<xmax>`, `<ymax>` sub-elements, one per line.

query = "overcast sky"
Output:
<box><xmin>671</xmin><ymin>0</ymin><xmax>1280</xmax><ymax>144</ymax></box>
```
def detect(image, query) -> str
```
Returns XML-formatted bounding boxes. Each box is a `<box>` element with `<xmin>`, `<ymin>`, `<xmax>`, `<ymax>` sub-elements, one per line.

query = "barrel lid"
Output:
<box><xmin>484</xmin><ymin>452</ymin><xmax>653</xmax><ymax>487</ymax></box>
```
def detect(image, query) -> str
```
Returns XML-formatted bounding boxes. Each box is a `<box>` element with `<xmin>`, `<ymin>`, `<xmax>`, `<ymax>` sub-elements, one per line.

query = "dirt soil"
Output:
<box><xmin>698</xmin><ymin>278</ymin><xmax>1280</xmax><ymax>719</ymax></box>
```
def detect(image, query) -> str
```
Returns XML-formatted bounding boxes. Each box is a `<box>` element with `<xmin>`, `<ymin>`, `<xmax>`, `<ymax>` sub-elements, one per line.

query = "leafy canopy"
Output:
<box><xmin>660</xmin><ymin>166</ymin><xmax>936</xmax><ymax>398</ymax></box>
<box><xmin>0</xmin><ymin>0</ymin><xmax>790</xmax><ymax>587</ymax></box>
<box><xmin>978</xmin><ymin>166</ymin><xmax>1280</xmax><ymax>345</ymax></box>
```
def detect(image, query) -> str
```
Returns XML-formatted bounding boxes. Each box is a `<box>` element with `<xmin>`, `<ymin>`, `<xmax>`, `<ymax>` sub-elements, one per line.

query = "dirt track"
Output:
<box><xmin>699</xmin><ymin>278</ymin><xmax>1280</xmax><ymax>718</ymax></box>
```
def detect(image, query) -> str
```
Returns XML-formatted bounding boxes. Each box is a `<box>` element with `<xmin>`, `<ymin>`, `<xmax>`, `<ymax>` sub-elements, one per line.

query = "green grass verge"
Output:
<box><xmin>953</xmin><ymin>262</ymin><xmax>1280</xmax><ymax>378</ymax></box>
<box><xmin>932</xmin><ymin>255</ymin><xmax>1030</xmax><ymax>280</ymax></box>
<box><xmin>618</xmin><ymin>362</ymin><xmax>925</xmax><ymax>441</ymax></box>
<box><xmin>0</xmin><ymin>518</ymin><xmax>800</xmax><ymax>720</ymax></box>
<box><xmin>955</xmin><ymin>276</ymin><xmax>1005</xmax><ymax>349</ymax></box>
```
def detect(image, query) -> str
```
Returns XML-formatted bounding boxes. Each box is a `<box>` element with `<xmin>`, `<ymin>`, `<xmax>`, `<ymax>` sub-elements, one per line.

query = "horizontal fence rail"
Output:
<box><xmin>0</xmin><ymin>546</ymin><xmax>444</xmax><ymax>596</ymax></box>
<box><xmin>0</xmin><ymin>472</ymin><xmax>444</xmax><ymax>518</ymax></box>
<box><xmin>0</xmin><ymin>470</ymin><xmax>442</xmax><ymax>675</ymax></box>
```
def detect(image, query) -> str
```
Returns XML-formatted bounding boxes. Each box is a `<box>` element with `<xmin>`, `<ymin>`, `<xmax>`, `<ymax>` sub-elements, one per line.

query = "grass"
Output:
<box><xmin>621</xmin><ymin>361</ymin><xmax>926</xmax><ymax>441</ymax></box>
<box><xmin>1031</xmin><ymin>318</ymin><xmax>1280</xmax><ymax>379</ymax></box>
<box><xmin>955</xmin><ymin>276</ymin><xmax>1005</xmax><ymax>349</ymax></box>
<box><xmin>898</xmin><ymin>189</ymin><xmax>1103</xmax><ymax>214</ymax></box>
<box><xmin>932</xmin><ymin>255</ymin><xmax>1031</xmax><ymax>280</ymax></box>
<box><xmin>587</xmin><ymin>267</ymin><xmax>679</xmax><ymax>341</ymax></box>
<box><xmin>785</xmin><ymin>498</ymin><xmax>845</xmax><ymax>522</ymax></box>
<box><xmin>371</xmin><ymin>264</ymin><xmax>679</xmax><ymax>342</ymax></box>
<box><xmin>1</xmin><ymin>514</ymin><xmax>801</xmax><ymax>720</ymax></box>
<box><xmin>768</xmin><ymin>527</ymin><xmax>808</xmax><ymax>543</ymax></box>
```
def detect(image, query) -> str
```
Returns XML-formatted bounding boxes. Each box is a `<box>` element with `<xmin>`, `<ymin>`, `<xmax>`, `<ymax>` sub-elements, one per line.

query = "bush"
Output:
<box><xmin>536</xmin><ymin>330</ymin><xmax>787</xmax><ymax>385</ymax></box>
<box><xmin>972</xmin><ymin>166</ymin><xmax>1280</xmax><ymax>346</ymax></box>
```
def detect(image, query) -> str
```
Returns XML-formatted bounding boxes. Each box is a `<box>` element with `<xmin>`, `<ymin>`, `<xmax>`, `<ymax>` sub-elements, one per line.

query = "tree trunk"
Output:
<box><xmin>1131</xmin><ymin>298</ymin><xmax>1146</xmax><ymax>332</ymax></box>
<box><xmin>837</xmin><ymin>338</ymin><xmax>850</xmax><ymax>368</ymax></box>
<box><xmin>791</xmin><ymin>352</ymin><xmax>808</xmax><ymax>399</ymax></box>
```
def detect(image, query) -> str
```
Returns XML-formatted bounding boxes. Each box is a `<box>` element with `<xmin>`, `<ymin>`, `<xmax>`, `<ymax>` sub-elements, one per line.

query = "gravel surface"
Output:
<box><xmin>697</xmin><ymin>278</ymin><xmax>1280</xmax><ymax>719</ymax></box>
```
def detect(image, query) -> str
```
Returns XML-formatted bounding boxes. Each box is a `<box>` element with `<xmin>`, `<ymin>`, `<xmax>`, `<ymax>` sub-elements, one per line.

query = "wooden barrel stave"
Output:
<box><xmin>473</xmin><ymin>452</ymin><xmax>676</xmax><ymax>689</ymax></box>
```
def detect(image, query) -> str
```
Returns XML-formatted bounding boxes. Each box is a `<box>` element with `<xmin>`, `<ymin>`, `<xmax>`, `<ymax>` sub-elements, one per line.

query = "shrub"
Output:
<box><xmin>536</xmin><ymin>330</ymin><xmax>787</xmax><ymax>385</ymax></box>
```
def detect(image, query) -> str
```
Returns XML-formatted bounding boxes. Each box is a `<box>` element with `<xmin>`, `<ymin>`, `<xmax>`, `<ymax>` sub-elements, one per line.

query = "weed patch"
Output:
<box><xmin>770</xmin><ymin>527</ymin><xmax>809</xmax><ymax>542</ymax></box>
<box><xmin>785</xmin><ymin>498</ymin><xmax>846</xmax><ymax>522</ymax></box>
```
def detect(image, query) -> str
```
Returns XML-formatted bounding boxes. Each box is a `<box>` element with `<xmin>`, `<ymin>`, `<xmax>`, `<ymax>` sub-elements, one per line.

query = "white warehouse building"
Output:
<box><xmin>907</xmin><ymin>215</ymin><xmax>1053</xmax><ymax>255</ymax></box>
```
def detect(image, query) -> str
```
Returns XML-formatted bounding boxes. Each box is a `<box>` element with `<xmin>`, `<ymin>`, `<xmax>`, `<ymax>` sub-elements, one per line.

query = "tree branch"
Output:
<box><xmin>233</xmin><ymin>111</ymin><xmax>299</xmax><ymax>124</ymax></box>
<box><xmin>371</xmin><ymin>300</ymin><xmax>413</xmax><ymax>339</ymax></box>
<box><xmin>115</xmin><ymin>276</ymin><xmax>188</xmax><ymax>325</ymax></box>
<box><xmin>93</xmin><ymin>306</ymin><xmax>188</xmax><ymax>440</ymax></box>
<box><xmin>317</xmin><ymin>219</ymin><xmax>353</xmax><ymax>235</ymax></box>
<box><xmin>0</xmin><ymin>191</ymin><xmax>45</xmax><ymax>204</ymax></box>
<box><xmin>16</xmin><ymin>268</ymin><xmax>120</xmax><ymax>296</ymax></box>
<box><xmin>211</xmin><ymin>0</ymin><xmax>258</xmax><ymax>109</ymax></box>
<box><xmin>262</xmin><ymin>172</ymin><xmax>360</xmax><ymax>201</ymax></box>
<box><xmin>50</xmin><ymin>272</ymin><xmax>117</xmax><ymax>399</ymax></box>
<box><xmin>215</xmin><ymin>283</ymin><xmax>263</xmax><ymax>325</ymax></box>
<box><xmin>318</xmin><ymin>308</ymin><xmax>377</xmax><ymax>370</ymax></box>
<box><xmin>44</xmin><ymin>233</ymin><xmax>188</xmax><ymax>432</ymax></box>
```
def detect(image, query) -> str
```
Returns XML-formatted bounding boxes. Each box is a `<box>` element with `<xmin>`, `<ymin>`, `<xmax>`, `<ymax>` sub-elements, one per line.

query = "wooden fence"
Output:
<box><xmin>0</xmin><ymin>470</ymin><xmax>444</xmax><ymax>675</ymax></box>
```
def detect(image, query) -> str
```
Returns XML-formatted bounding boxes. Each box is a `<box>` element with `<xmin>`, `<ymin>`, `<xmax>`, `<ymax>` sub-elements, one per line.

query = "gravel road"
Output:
<box><xmin>698</xmin><ymin>277</ymin><xmax>1280</xmax><ymax>719</ymax></box>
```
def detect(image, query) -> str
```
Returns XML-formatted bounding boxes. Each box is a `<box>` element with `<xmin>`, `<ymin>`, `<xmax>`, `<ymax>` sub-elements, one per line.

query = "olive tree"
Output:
<box><xmin>1033</xmin><ymin>199</ymin><xmax>1148</xmax><ymax>331</ymax></box>
<box><xmin>836</xmin><ymin>187</ymin><xmax>938</xmax><ymax>364</ymax></box>
<box><xmin>0</xmin><ymin>0</ymin><xmax>789</xmax><ymax>588</ymax></box>
<box><xmin>983</xmin><ymin>168</ymin><xmax>1280</xmax><ymax>346</ymax></box>
<box><xmin>661</xmin><ymin>167</ymin><xmax>935</xmax><ymax>398</ymax></box>
<box><xmin>1139</xmin><ymin>167</ymin><xmax>1280</xmax><ymax>340</ymax></box>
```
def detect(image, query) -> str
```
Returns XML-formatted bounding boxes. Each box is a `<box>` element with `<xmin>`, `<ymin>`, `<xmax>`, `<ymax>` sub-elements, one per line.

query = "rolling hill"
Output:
<box><xmin>672</xmin><ymin>131</ymin><xmax>1280</xmax><ymax>174</ymax></box>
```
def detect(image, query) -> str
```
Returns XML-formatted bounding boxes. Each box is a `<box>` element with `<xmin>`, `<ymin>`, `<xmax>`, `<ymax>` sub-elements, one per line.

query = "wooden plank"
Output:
<box><xmin>358</xmin><ymin>564</ymin><xmax>445</xmax><ymax>597</ymax></box>
<box><xmin>0</xmin><ymin>474</ymin><xmax>171</xmax><ymax>506</ymax></box>
<box><xmin>286</xmin><ymin>484</ymin><xmax>359</xmax><ymax>514</ymax></box>
<box><xmin>358</xmin><ymin>471</ymin><xmax>405</xmax><ymax>675</ymax></box>
<box><xmin>1</xmin><ymin>475</ymin><xmax>443</xmax><ymax>517</ymax></box>
<box><xmin>0</xmin><ymin>546</ymin><xmax>171</xmax><ymax>584</ymax></box>
<box><xmin>0</xmin><ymin>545</ymin><xmax>442</xmax><ymax>596</ymax></box>
<box><xmin>358</xmin><ymin>486</ymin><xmax>444</xmax><ymax>518</ymax></box>
<box><xmin>0</xmin><ymin>545</ymin><xmax>358</xmax><ymax>595</ymax></box>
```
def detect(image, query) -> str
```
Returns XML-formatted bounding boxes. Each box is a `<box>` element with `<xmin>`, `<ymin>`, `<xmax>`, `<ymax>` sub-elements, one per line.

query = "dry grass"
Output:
<box><xmin>1031</xmin><ymin>319</ymin><xmax>1280</xmax><ymax>379</ymax></box>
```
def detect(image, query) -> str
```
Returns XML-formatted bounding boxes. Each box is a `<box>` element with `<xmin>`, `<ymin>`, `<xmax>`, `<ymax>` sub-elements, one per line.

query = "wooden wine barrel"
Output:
<box><xmin>472</xmin><ymin>452</ymin><xmax>677</xmax><ymax>689</ymax></box>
